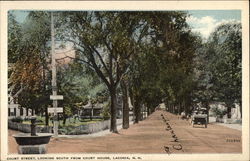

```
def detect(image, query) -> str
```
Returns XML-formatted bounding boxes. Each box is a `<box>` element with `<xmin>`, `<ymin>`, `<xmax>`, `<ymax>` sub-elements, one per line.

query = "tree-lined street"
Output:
<box><xmin>7</xmin><ymin>10</ymin><xmax>242</xmax><ymax>155</ymax></box>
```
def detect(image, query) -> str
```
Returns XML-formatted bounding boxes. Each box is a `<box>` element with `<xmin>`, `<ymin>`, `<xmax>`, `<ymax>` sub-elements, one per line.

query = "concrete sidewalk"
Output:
<box><xmin>215</xmin><ymin>123</ymin><xmax>242</xmax><ymax>131</ymax></box>
<box><xmin>209</xmin><ymin>117</ymin><xmax>242</xmax><ymax>131</ymax></box>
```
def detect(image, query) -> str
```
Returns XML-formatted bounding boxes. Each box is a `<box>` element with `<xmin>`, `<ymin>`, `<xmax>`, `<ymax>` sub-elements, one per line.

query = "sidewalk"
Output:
<box><xmin>209</xmin><ymin>117</ymin><xmax>242</xmax><ymax>131</ymax></box>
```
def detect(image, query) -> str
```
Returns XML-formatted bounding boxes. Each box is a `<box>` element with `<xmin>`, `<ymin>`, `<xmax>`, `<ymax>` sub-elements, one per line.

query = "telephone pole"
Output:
<box><xmin>51</xmin><ymin>12</ymin><xmax>58</xmax><ymax>137</ymax></box>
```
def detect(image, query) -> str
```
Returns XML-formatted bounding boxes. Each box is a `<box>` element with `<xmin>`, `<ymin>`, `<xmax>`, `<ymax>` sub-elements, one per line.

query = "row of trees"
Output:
<box><xmin>8</xmin><ymin>11</ymin><xmax>242</xmax><ymax>132</ymax></box>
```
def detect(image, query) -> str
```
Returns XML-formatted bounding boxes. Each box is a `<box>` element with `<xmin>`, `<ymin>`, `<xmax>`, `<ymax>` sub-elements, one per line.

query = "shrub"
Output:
<box><xmin>58</xmin><ymin>128</ymin><xmax>68</xmax><ymax>135</ymax></box>
<box><xmin>101</xmin><ymin>102</ymin><xmax>110</xmax><ymax>120</ymax></box>
<box><xmin>11</xmin><ymin>116</ymin><xmax>23</xmax><ymax>123</ymax></box>
<box><xmin>35</xmin><ymin>119</ymin><xmax>44</xmax><ymax>125</ymax></box>
<box><xmin>211</xmin><ymin>107</ymin><xmax>227</xmax><ymax>118</ymax></box>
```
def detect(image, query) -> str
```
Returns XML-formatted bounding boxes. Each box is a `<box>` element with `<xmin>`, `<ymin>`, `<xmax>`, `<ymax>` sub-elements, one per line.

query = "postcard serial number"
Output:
<box><xmin>226</xmin><ymin>139</ymin><xmax>241</xmax><ymax>142</ymax></box>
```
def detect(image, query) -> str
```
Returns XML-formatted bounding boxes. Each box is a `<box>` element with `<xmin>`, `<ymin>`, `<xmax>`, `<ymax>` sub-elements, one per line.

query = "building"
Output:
<box><xmin>80</xmin><ymin>102</ymin><xmax>103</xmax><ymax>119</ymax></box>
<box><xmin>8</xmin><ymin>89</ymin><xmax>32</xmax><ymax>119</ymax></box>
<box><xmin>78</xmin><ymin>95</ymin><xmax>131</xmax><ymax>119</ymax></box>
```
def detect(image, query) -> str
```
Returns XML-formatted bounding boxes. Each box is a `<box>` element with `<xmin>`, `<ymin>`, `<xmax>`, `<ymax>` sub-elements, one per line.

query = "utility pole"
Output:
<box><xmin>51</xmin><ymin>12</ymin><xmax>58</xmax><ymax>137</ymax></box>
<box><xmin>49</xmin><ymin>12</ymin><xmax>64</xmax><ymax>137</ymax></box>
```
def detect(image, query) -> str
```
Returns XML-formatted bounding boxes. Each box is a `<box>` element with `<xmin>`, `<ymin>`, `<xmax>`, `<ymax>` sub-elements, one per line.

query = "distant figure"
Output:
<box><xmin>180</xmin><ymin>111</ymin><xmax>186</xmax><ymax>120</ymax></box>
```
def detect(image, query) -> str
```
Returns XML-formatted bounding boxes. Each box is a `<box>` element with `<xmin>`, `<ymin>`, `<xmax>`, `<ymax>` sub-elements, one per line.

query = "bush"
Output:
<box><xmin>58</xmin><ymin>128</ymin><xmax>68</xmax><ymax>135</ymax></box>
<box><xmin>101</xmin><ymin>102</ymin><xmax>110</xmax><ymax>120</ymax></box>
<box><xmin>211</xmin><ymin>107</ymin><xmax>227</xmax><ymax>118</ymax></box>
<box><xmin>11</xmin><ymin>116</ymin><xmax>23</xmax><ymax>123</ymax></box>
<box><xmin>35</xmin><ymin>119</ymin><xmax>44</xmax><ymax>125</ymax></box>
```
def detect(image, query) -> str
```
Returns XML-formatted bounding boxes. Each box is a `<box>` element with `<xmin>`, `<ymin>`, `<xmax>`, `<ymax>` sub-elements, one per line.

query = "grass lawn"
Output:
<box><xmin>22</xmin><ymin>116</ymin><xmax>103</xmax><ymax>127</ymax></box>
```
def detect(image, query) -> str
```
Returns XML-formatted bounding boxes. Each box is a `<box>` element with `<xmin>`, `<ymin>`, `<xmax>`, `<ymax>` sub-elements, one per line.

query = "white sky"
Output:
<box><xmin>12</xmin><ymin>10</ymin><xmax>241</xmax><ymax>40</ymax></box>
<box><xmin>186</xmin><ymin>10</ymin><xmax>241</xmax><ymax>39</ymax></box>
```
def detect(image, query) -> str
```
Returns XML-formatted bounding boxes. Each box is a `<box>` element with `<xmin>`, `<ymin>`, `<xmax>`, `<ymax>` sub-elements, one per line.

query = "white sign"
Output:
<box><xmin>50</xmin><ymin>95</ymin><xmax>63</xmax><ymax>100</ymax></box>
<box><xmin>48</xmin><ymin>107</ymin><xmax>63</xmax><ymax>113</ymax></box>
<box><xmin>8</xmin><ymin>104</ymin><xmax>19</xmax><ymax>108</ymax></box>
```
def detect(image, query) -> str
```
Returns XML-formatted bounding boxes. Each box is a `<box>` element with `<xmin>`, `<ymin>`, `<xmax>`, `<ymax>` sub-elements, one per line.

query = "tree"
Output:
<box><xmin>120</xmin><ymin>79</ymin><xmax>130</xmax><ymax>129</ymax></box>
<box><xmin>128</xmin><ymin>11</ymin><xmax>201</xmax><ymax>118</ymax></box>
<box><xmin>8</xmin><ymin>12</ymin><xmax>23</xmax><ymax>64</ymax></box>
<box><xmin>58</xmin><ymin>11</ymin><xmax>150</xmax><ymax>132</ymax></box>
<box><xmin>58</xmin><ymin>61</ymin><xmax>108</xmax><ymax>124</ymax></box>
<box><xmin>204</xmin><ymin>22</ymin><xmax>242</xmax><ymax>118</ymax></box>
<box><xmin>8</xmin><ymin>11</ymin><xmax>52</xmax><ymax>124</ymax></box>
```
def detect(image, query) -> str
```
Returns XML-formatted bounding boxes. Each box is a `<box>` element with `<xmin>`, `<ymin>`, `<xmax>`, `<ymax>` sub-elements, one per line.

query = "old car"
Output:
<box><xmin>191</xmin><ymin>108</ymin><xmax>208</xmax><ymax>128</ymax></box>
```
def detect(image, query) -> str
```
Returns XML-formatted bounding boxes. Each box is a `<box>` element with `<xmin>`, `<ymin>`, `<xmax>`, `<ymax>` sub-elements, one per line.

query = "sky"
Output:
<box><xmin>186</xmin><ymin>10</ymin><xmax>241</xmax><ymax>39</ymax></box>
<box><xmin>11</xmin><ymin>10</ymin><xmax>241</xmax><ymax>40</ymax></box>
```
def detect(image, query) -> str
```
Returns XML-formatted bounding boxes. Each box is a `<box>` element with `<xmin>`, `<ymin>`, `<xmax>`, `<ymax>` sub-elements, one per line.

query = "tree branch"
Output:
<box><xmin>90</xmin><ymin>45</ymin><xmax>111</xmax><ymax>76</ymax></box>
<box><xmin>88</xmin><ymin>51</ymin><xmax>111</xmax><ymax>89</ymax></box>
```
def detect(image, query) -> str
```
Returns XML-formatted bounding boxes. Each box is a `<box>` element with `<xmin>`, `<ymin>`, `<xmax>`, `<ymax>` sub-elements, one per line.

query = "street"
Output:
<box><xmin>8</xmin><ymin>110</ymin><xmax>241</xmax><ymax>154</ymax></box>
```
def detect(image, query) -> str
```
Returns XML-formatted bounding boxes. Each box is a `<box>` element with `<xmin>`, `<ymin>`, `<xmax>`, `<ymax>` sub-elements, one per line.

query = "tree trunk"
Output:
<box><xmin>140</xmin><ymin>105</ymin><xmax>143</xmax><ymax>121</ymax></box>
<box><xmin>205</xmin><ymin>102</ymin><xmax>210</xmax><ymax>124</ymax></box>
<box><xmin>184</xmin><ymin>101</ymin><xmax>187</xmax><ymax>114</ymax></box>
<box><xmin>63</xmin><ymin>115</ymin><xmax>66</xmax><ymax>125</ymax></box>
<box><xmin>178</xmin><ymin>102</ymin><xmax>181</xmax><ymax>115</ymax></box>
<box><xmin>45</xmin><ymin>107</ymin><xmax>49</xmax><ymax>126</ymax></box>
<box><xmin>90</xmin><ymin>104</ymin><xmax>93</xmax><ymax>121</ymax></box>
<box><xmin>121</xmin><ymin>80</ymin><xmax>129</xmax><ymax>129</ymax></box>
<box><xmin>110</xmin><ymin>88</ymin><xmax>118</xmax><ymax>133</ymax></box>
<box><xmin>134</xmin><ymin>96</ymin><xmax>141</xmax><ymax>123</ymax></box>
<box><xmin>63</xmin><ymin>107</ymin><xmax>67</xmax><ymax>125</ymax></box>
<box><xmin>227</xmin><ymin>104</ymin><xmax>232</xmax><ymax>119</ymax></box>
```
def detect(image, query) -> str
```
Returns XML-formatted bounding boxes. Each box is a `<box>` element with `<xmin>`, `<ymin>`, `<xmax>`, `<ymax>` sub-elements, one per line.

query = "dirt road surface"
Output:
<box><xmin>8</xmin><ymin>110</ymin><xmax>241</xmax><ymax>154</ymax></box>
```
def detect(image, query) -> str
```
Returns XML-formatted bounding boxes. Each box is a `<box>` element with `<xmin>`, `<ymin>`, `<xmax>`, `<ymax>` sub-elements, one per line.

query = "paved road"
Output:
<box><xmin>8</xmin><ymin>110</ymin><xmax>241</xmax><ymax>154</ymax></box>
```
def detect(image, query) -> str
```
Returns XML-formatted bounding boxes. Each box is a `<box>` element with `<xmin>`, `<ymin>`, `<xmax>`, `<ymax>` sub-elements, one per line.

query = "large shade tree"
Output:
<box><xmin>8</xmin><ymin>11</ymin><xmax>52</xmax><ymax>124</ymax></box>
<box><xmin>204</xmin><ymin>22</ymin><xmax>242</xmax><ymax>118</ymax></box>
<box><xmin>58</xmin><ymin>11</ymin><xmax>154</xmax><ymax>132</ymax></box>
<box><xmin>128</xmin><ymin>11</ymin><xmax>201</xmax><ymax>119</ymax></box>
<box><xmin>57</xmin><ymin>61</ymin><xmax>108</xmax><ymax>124</ymax></box>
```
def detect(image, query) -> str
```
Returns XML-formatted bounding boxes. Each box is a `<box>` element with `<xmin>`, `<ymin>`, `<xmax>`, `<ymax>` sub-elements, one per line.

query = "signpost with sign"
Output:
<box><xmin>50</xmin><ymin>12</ymin><xmax>64</xmax><ymax>137</ymax></box>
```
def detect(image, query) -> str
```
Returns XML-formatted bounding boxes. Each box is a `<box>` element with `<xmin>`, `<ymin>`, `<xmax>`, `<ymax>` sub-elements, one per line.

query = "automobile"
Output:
<box><xmin>191</xmin><ymin>108</ymin><xmax>208</xmax><ymax>128</ymax></box>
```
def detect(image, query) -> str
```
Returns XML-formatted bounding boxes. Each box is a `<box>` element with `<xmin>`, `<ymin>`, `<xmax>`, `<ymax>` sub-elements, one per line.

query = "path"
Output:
<box><xmin>8</xmin><ymin>110</ymin><xmax>241</xmax><ymax>154</ymax></box>
<box><xmin>209</xmin><ymin>116</ymin><xmax>242</xmax><ymax>131</ymax></box>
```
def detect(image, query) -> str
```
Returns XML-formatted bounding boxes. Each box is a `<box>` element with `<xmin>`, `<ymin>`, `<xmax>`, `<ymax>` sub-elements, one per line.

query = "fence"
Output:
<box><xmin>8</xmin><ymin>118</ymin><xmax>127</xmax><ymax>135</ymax></box>
<box><xmin>8</xmin><ymin>120</ymin><xmax>53</xmax><ymax>133</ymax></box>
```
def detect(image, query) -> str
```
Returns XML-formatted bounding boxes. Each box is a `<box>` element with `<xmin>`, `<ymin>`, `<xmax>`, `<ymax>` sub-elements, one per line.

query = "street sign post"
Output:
<box><xmin>50</xmin><ymin>12</ymin><xmax>61</xmax><ymax>137</ymax></box>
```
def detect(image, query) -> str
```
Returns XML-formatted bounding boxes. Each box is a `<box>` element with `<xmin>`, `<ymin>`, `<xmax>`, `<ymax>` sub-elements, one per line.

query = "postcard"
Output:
<box><xmin>0</xmin><ymin>1</ymin><xmax>249</xmax><ymax>161</ymax></box>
